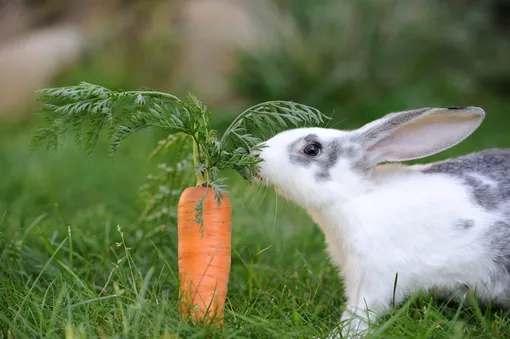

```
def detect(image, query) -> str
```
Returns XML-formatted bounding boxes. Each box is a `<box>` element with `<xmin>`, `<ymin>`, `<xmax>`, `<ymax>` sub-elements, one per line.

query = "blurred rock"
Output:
<box><xmin>171</xmin><ymin>0</ymin><xmax>297</xmax><ymax>108</ymax></box>
<box><xmin>0</xmin><ymin>25</ymin><xmax>83</xmax><ymax>118</ymax></box>
<box><xmin>0</xmin><ymin>0</ymin><xmax>30</xmax><ymax>45</ymax></box>
<box><xmin>0</xmin><ymin>0</ymin><xmax>298</xmax><ymax>119</ymax></box>
<box><xmin>0</xmin><ymin>0</ymin><xmax>132</xmax><ymax>120</ymax></box>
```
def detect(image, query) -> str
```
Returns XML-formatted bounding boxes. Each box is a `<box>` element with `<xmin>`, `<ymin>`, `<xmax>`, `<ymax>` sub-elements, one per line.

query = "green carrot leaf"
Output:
<box><xmin>31</xmin><ymin>82</ymin><xmax>330</xmax><ymax>205</ymax></box>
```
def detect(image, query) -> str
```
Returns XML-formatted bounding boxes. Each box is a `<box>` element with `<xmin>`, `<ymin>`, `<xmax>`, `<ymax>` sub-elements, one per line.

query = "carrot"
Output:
<box><xmin>32</xmin><ymin>82</ymin><xmax>329</xmax><ymax>329</ymax></box>
<box><xmin>177</xmin><ymin>186</ymin><xmax>231</xmax><ymax>326</ymax></box>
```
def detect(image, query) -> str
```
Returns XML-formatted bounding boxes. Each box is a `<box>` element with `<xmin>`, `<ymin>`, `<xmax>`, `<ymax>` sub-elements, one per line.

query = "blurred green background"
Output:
<box><xmin>1</xmin><ymin>1</ymin><xmax>510</xmax><ymax>338</ymax></box>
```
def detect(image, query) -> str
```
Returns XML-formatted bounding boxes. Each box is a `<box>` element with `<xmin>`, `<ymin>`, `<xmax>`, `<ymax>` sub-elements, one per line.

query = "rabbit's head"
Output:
<box><xmin>252</xmin><ymin>107</ymin><xmax>485</xmax><ymax>208</ymax></box>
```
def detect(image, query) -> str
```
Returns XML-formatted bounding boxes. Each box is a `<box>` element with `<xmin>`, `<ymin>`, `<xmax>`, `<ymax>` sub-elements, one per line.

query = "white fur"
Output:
<box><xmin>252</xmin><ymin>107</ymin><xmax>510</xmax><ymax>338</ymax></box>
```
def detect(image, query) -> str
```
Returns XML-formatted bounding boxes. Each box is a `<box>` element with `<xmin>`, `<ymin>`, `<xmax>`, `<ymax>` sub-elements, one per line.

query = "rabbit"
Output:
<box><xmin>250</xmin><ymin>106</ymin><xmax>510</xmax><ymax>338</ymax></box>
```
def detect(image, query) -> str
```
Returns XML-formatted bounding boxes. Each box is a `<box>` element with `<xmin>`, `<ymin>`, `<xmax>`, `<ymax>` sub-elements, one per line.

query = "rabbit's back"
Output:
<box><xmin>422</xmin><ymin>148</ymin><xmax>510</xmax><ymax>211</ymax></box>
<box><xmin>422</xmin><ymin>148</ymin><xmax>510</xmax><ymax>282</ymax></box>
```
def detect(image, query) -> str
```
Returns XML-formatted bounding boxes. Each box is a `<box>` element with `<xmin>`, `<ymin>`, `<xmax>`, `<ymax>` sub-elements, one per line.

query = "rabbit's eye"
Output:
<box><xmin>303</xmin><ymin>144</ymin><xmax>320</xmax><ymax>156</ymax></box>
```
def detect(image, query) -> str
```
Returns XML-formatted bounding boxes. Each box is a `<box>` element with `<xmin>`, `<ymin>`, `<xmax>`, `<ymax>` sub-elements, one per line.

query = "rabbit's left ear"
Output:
<box><xmin>352</xmin><ymin>106</ymin><xmax>485</xmax><ymax>166</ymax></box>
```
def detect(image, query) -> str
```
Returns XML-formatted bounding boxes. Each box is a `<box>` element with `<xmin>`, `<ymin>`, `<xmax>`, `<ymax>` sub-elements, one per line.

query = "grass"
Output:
<box><xmin>2</xmin><ymin>101</ymin><xmax>510</xmax><ymax>339</ymax></box>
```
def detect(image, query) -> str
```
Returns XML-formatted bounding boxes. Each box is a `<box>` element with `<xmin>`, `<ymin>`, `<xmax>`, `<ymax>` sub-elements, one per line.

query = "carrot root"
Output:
<box><xmin>177</xmin><ymin>186</ymin><xmax>232</xmax><ymax>327</ymax></box>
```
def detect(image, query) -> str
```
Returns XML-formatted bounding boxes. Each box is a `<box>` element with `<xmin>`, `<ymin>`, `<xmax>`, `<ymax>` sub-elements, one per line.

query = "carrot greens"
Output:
<box><xmin>31</xmin><ymin>82</ymin><xmax>330</xmax><ymax>202</ymax></box>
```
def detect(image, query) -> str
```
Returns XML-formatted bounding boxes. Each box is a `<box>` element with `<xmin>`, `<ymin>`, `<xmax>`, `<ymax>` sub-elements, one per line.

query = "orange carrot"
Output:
<box><xmin>177</xmin><ymin>186</ymin><xmax>231</xmax><ymax>326</ymax></box>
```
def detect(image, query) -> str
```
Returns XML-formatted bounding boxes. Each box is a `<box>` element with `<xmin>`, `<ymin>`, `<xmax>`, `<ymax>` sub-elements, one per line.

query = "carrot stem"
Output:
<box><xmin>192</xmin><ymin>137</ymin><xmax>206</xmax><ymax>187</ymax></box>
<box><xmin>124</xmin><ymin>90</ymin><xmax>180</xmax><ymax>101</ymax></box>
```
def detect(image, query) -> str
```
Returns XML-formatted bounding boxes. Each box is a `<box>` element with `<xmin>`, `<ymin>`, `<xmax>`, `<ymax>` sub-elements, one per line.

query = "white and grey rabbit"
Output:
<box><xmin>251</xmin><ymin>107</ymin><xmax>510</xmax><ymax>338</ymax></box>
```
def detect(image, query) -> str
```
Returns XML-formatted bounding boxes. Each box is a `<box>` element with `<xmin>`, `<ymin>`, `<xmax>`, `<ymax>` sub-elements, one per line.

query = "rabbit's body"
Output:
<box><xmin>252</xmin><ymin>107</ymin><xmax>510</xmax><ymax>338</ymax></box>
<box><xmin>308</xmin><ymin>149</ymin><xmax>510</xmax><ymax>337</ymax></box>
<box><xmin>315</xmin><ymin>148</ymin><xmax>510</xmax><ymax>303</ymax></box>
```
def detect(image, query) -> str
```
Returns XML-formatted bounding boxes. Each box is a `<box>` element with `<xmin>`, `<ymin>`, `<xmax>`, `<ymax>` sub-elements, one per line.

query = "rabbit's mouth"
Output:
<box><xmin>253</xmin><ymin>173</ymin><xmax>263</xmax><ymax>182</ymax></box>
<box><xmin>252</xmin><ymin>170</ymin><xmax>268</xmax><ymax>184</ymax></box>
<box><xmin>251</xmin><ymin>161</ymin><xmax>272</xmax><ymax>186</ymax></box>
<box><xmin>251</xmin><ymin>163</ymin><xmax>264</xmax><ymax>182</ymax></box>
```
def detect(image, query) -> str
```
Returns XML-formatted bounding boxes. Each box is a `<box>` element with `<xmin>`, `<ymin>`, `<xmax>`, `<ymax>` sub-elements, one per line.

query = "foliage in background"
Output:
<box><xmin>137</xmin><ymin>136</ymin><xmax>194</xmax><ymax>224</ymax></box>
<box><xmin>233</xmin><ymin>0</ymin><xmax>510</xmax><ymax>123</ymax></box>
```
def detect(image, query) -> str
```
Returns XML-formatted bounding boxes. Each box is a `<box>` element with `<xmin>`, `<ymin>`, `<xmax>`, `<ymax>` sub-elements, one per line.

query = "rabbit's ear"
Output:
<box><xmin>353</xmin><ymin>107</ymin><xmax>485</xmax><ymax>166</ymax></box>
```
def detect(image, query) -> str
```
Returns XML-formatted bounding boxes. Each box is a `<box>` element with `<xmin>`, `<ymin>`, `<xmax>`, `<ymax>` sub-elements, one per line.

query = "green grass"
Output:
<box><xmin>2</xmin><ymin>103</ymin><xmax>510</xmax><ymax>339</ymax></box>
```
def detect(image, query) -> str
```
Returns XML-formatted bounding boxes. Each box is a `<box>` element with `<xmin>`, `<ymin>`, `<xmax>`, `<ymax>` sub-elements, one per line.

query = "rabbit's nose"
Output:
<box><xmin>251</xmin><ymin>142</ymin><xmax>266</xmax><ymax>158</ymax></box>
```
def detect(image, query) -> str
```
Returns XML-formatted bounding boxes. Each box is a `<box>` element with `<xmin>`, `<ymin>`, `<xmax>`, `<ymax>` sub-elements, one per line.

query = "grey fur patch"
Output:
<box><xmin>447</xmin><ymin>106</ymin><xmax>468</xmax><ymax>110</ymax></box>
<box><xmin>486</xmin><ymin>220</ymin><xmax>510</xmax><ymax>277</ymax></box>
<box><xmin>315</xmin><ymin>141</ymin><xmax>341</xmax><ymax>181</ymax></box>
<box><xmin>422</xmin><ymin>149</ymin><xmax>510</xmax><ymax>211</ymax></box>
<box><xmin>456</xmin><ymin>219</ymin><xmax>475</xmax><ymax>229</ymax></box>
<box><xmin>463</xmin><ymin>175</ymin><xmax>500</xmax><ymax>210</ymax></box>
<box><xmin>315</xmin><ymin>171</ymin><xmax>331</xmax><ymax>181</ymax></box>
<box><xmin>289</xmin><ymin>153</ymin><xmax>313</xmax><ymax>167</ymax></box>
<box><xmin>343</xmin><ymin>144</ymin><xmax>358</xmax><ymax>158</ymax></box>
<box><xmin>304</xmin><ymin>134</ymin><xmax>319</xmax><ymax>142</ymax></box>
<box><xmin>287</xmin><ymin>134</ymin><xmax>348</xmax><ymax>181</ymax></box>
